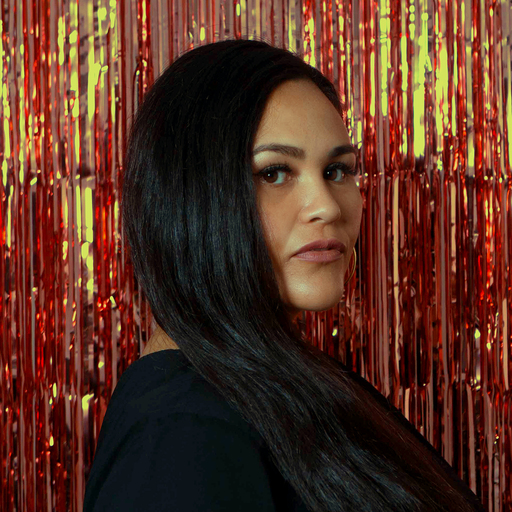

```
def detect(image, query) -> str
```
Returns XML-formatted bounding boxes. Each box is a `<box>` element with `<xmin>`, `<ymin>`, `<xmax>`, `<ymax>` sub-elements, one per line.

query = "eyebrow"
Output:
<box><xmin>251</xmin><ymin>143</ymin><xmax>357</xmax><ymax>159</ymax></box>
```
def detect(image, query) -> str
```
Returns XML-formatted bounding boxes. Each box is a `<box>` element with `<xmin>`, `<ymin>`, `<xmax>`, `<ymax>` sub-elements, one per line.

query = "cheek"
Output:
<box><xmin>260</xmin><ymin>210</ymin><xmax>277</xmax><ymax>248</ymax></box>
<box><xmin>341</xmin><ymin>186</ymin><xmax>363</xmax><ymax>227</ymax></box>
<box><xmin>257</xmin><ymin>201</ymin><xmax>282</xmax><ymax>258</ymax></box>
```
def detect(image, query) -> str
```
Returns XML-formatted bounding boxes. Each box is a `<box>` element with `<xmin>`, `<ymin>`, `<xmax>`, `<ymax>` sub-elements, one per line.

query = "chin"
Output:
<box><xmin>289</xmin><ymin>298</ymin><xmax>344</xmax><ymax>314</ymax></box>
<box><xmin>282</xmin><ymin>285</ymin><xmax>345</xmax><ymax>318</ymax></box>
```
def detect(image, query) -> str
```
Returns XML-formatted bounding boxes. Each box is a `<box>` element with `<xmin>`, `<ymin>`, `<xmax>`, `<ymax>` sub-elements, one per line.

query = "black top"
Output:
<box><xmin>82</xmin><ymin>349</ymin><xmax>310</xmax><ymax>511</ymax></box>
<box><xmin>83</xmin><ymin>349</ymin><xmax>485</xmax><ymax>512</ymax></box>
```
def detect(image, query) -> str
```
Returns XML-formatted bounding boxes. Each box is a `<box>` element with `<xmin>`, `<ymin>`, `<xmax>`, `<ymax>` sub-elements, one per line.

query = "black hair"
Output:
<box><xmin>121</xmin><ymin>37</ymin><xmax>484</xmax><ymax>512</ymax></box>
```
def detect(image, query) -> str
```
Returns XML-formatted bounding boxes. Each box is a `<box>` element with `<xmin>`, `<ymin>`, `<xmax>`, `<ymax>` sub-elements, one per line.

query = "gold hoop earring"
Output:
<box><xmin>343</xmin><ymin>247</ymin><xmax>357</xmax><ymax>285</ymax></box>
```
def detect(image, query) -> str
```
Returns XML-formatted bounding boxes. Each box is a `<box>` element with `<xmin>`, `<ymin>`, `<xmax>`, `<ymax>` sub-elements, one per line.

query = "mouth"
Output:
<box><xmin>293</xmin><ymin>238</ymin><xmax>347</xmax><ymax>258</ymax></box>
<box><xmin>293</xmin><ymin>249</ymin><xmax>343</xmax><ymax>263</ymax></box>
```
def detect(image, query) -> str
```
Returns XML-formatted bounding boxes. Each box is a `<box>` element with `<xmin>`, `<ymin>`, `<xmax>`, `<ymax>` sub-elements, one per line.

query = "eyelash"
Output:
<box><xmin>255</xmin><ymin>162</ymin><xmax>360</xmax><ymax>185</ymax></box>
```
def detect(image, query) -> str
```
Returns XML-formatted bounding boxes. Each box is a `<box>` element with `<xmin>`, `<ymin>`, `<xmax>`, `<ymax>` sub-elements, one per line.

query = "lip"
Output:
<box><xmin>294</xmin><ymin>249</ymin><xmax>343</xmax><ymax>263</ymax></box>
<box><xmin>294</xmin><ymin>238</ymin><xmax>347</xmax><ymax>256</ymax></box>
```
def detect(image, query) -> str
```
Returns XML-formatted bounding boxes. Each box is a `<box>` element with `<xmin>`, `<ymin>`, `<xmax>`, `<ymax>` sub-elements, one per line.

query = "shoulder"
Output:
<box><xmin>125</xmin><ymin>369</ymin><xmax>265</xmax><ymax>448</ymax></box>
<box><xmin>84</xmin><ymin>409</ymin><xmax>279</xmax><ymax>512</ymax></box>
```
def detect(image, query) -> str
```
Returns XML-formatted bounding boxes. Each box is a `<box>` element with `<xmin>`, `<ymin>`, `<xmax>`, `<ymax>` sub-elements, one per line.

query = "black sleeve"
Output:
<box><xmin>87</xmin><ymin>413</ymin><xmax>279</xmax><ymax>512</ymax></box>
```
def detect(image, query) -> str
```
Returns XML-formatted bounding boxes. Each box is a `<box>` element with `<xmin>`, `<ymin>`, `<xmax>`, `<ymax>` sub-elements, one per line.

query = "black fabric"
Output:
<box><xmin>83</xmin><ymin>348</ymin><xmax>485</xmax><ymax>512</ymax></box>
<box><xmin>82</xmin><ymin>349</ymin><xmax>310</xmax><ymax>512</ymax></box>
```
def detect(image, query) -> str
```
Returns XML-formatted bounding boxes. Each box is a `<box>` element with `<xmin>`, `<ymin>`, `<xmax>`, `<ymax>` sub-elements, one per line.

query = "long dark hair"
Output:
<box><xmin>121</xmin><ymin>38</ymin><xmax>484</xmax><ymax>512</ymax></box>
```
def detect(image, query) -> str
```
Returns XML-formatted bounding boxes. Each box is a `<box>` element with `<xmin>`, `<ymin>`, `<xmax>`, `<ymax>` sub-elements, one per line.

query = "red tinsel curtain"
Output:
<box><xmin>0</xmin><ymin>0</ymin><xmax>510</xmax><ymax>510</ymax></box>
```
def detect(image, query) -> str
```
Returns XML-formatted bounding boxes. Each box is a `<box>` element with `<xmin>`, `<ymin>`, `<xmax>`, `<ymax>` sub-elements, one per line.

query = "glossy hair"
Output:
<box><xmin>121</xmin><ymin>38</ymin><xmax>484</xmax><ymax>512</ymax></box>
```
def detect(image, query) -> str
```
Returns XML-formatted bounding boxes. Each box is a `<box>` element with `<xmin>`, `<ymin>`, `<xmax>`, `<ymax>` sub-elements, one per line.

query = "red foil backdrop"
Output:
<box><xmin>0</xmin><ymin>0</ymin><xmax>510</xmax><ymax>510</ymax></box>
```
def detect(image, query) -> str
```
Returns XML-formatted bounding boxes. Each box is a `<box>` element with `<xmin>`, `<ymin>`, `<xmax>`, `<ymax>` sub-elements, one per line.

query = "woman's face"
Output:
<box><xmin>251</xmin><ymin>79</ymin><xmax>363</xmax><ymax>323</ymax></box>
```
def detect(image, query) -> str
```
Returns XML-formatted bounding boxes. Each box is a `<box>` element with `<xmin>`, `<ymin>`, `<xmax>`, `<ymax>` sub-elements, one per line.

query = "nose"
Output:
<box><xmin>297</xmin><ymin>180</ymin><xmax>342</xmax><ymax>224</ymax></box>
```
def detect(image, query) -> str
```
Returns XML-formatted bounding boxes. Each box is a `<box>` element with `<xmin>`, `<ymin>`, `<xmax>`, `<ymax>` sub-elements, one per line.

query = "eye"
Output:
<box><xmin>254</xmin><ymin>162</ymin><xmax>359</xmax><ymax>186</ymax></box>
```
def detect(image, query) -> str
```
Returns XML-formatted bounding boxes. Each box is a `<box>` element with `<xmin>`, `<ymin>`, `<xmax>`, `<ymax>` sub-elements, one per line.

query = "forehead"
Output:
<box><xmin>254</xmin><ymin>79</ymin><xmax>350</xmax><ymax>144</ymax></box>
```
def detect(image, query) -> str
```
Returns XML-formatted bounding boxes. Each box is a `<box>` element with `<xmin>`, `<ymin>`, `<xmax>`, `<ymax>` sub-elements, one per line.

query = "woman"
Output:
<box><xmin>83</xmin><ymin>38</ymin><xmax>485</xmax><ymax>511</ymax></box>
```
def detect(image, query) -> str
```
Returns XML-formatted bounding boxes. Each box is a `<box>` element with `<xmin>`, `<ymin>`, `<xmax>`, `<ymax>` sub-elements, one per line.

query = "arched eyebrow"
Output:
<box><xmin>251</xmin><ymin>143</ymin><xmax>357</xmax><ymax>159</ymax></box>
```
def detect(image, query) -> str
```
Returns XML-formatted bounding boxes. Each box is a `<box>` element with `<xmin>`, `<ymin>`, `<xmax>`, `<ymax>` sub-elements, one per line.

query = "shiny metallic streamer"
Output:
<box><xmin>0</xmin><ymin>0</ymin><xmax>510</xmax><ymax>510</ymax></box>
